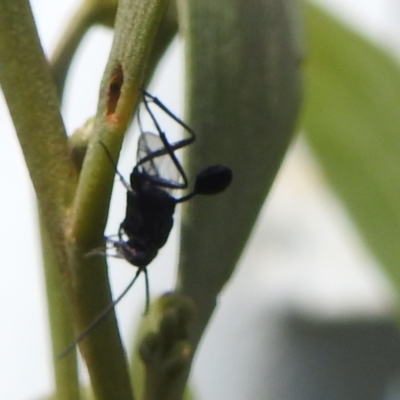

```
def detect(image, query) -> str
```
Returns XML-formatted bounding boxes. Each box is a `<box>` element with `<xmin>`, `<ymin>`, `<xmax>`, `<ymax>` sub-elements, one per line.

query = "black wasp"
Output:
<box><xmin>106</xmin><ymin>89</ymin><xmax>232</xmax><ymax>309</ymax></box>
<box><xmin>60</xmin><ymin>89</ymin><xmax>232</xmax><ymax>356</ymax></box>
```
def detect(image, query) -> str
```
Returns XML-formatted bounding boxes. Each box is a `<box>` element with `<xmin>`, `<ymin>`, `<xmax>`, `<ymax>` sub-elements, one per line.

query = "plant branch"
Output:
<box><xmin>0</xmin><ymin>1</ymin><xmax>80</xmax><ymax>398</ymax></box>
<box><xmin>61</xmin><ymin>0</ymin><xmax>169</xmax><ymax>398</ymax></box>
<box><xmin>0</xmin><ymin>0</ymin><xmax>78</xmax><ymax>264</ymax></box>
<box><xmin>70</xmin><ymin>0</ymin><xmax>169</xmax><ymax>245</ymax></box>
<box><xmin>50</xmin><ymin>1</ymin><xmax>96</xmax><ymax>98</ymax></box>
<box><xmin>130</xmin><ymin>295</ymin><xmax>195</xmax><ymax>400</ymax></box>
<box><xmin>51</xmin><ymin>0</ymin><xmax>119</xmax><ymax>98</ymax></box>
<box><xmin>143</xmin><ymin>0</ymin><xmax>178</xmax><ymax>86</ymax></box>
<box><xmin>40</xmin><ymin>215</ymin><xmax>81</xmax><ymax>400</ymax></box>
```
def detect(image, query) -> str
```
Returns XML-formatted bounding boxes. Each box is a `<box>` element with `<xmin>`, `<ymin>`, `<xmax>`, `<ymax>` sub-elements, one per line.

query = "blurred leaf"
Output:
<box><xmin>303</xmin><ymin>2</ymin><xmax>400</xmax><ymax>293</ymax></box>
<box><xmin>177</xmin><ymin>0</ymin><xmax>302</xmax><ymax>346</ymax></box>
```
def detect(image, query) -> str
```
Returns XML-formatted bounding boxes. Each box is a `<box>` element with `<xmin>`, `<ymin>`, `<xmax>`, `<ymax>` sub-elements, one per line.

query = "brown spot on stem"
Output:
<box><xmin>106</xmin><ymin>64</ymin><xmax>124</xmax><ymax>121</ymax></box>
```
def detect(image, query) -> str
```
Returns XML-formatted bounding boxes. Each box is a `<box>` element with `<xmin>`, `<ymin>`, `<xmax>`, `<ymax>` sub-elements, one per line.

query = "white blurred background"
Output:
<box><xmin>1</xmin><ymin>1</ymin><xmax>400</xmax><ymax>399</ymax></box>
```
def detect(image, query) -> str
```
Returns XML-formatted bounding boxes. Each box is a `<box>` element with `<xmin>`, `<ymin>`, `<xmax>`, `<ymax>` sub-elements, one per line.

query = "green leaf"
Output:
<box><xmin>177</xmin><ymin>0</ymin><xmax>302</xmax><ymax>336</ymax></box>
<box><xmin>303</xmin><ymin>3</ymin><xmax>400</xmax><ymax>292</ymax></box>
<box><xmin>160</xmin><ymin>0</ymin><xmax>303</xmax><ymax>396</ymax></box>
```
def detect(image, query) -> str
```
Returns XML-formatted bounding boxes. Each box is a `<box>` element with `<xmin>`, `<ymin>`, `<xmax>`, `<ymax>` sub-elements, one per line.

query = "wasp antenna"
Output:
<box><xmin>58</xmin><ymin>268</ymin><xmax>143</xmax><ymax>359</ymax></box>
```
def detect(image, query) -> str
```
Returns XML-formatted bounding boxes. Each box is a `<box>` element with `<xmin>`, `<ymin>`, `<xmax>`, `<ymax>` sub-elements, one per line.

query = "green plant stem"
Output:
<box><xmin>46</xmin><ymin>1</ymin><xmax>118</xmax><ymax>398</ymax></box>
<box><xmin>143</xmin><ymin>0</ymin><xmax>178</xmax><ymax>86</ymax></box>
<box><xmin>40</xmin><ymin>215</ymin><xmax>81</xmax><ymax>400</ymax></box>
<box><xmin>51</xmin><ymin>1</ymin><xmax>96</xmax><ymax>98</ymax></box>
<box><xmin>129</xmin><ymin>295</ymin><xmax>194</xmax><ymax>400</ymax></box>
<box><xmin>61</xmin><ymin>0</ymin><xmax>169</xmax><ymax>398</ymax></box>
<box><xmin>70</xmin><ymin>0</ymin><xmax>169</xmax><ymax>244</ymax></box>
<box><xmin>51</xmin><ymin>0</ymin><xmax>119</xmax><ymax>98</ymax></box>
<box><xmin>0</xmin><ymin>1</ymin><xmax>80</xmax><ymax>398</ymax></box>
<box><xmin>0</xmin><ymin>0</ymin><xmax>78</xmax><ymax>264</ymax></box>
<box><xmin>0</xmin><ymin>0</ymin><xmax>171</xmax><ymax>398</ymax></box>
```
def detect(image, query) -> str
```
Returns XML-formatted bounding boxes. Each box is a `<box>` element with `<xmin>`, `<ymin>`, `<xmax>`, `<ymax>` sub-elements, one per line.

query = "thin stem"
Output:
<box><xmin>70</xmin><ymin>0</ymin><xmax>169</xmax><ymax>245</ymax></box>
<box><xmin>63</xmin><ymin>0</ymin><xmax>169</xmax><ymax>398</ymax></box>
<box><xmin>0</xmin><ymin>1</ymin><xmax>80</xmax><ymax>399</ymax></box>
<box><xmin>0</xmin><ymin>0</ymin><xmax>78</xmax><ymax>266</ymax></box>
<box><xmin>50</xmin><ymin>1</ymin><xmax>96</xmax><ymax>98</ymax></box>
<box><xmin>50</xmin><ymin>0</ymin><xmax>120</xmax><ymax>99</ymax></box>
<box><xmin>40</xmin><ymin>215</ymin><xmax>81</xmax><ymax>400</ymax></box>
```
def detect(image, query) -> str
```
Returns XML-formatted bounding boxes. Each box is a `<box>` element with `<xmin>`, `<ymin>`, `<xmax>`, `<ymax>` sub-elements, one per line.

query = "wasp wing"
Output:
<box><xmin>136</xmin><ymin>132</ymin><xmax>181</xmax><ymax>188</ymax></box>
